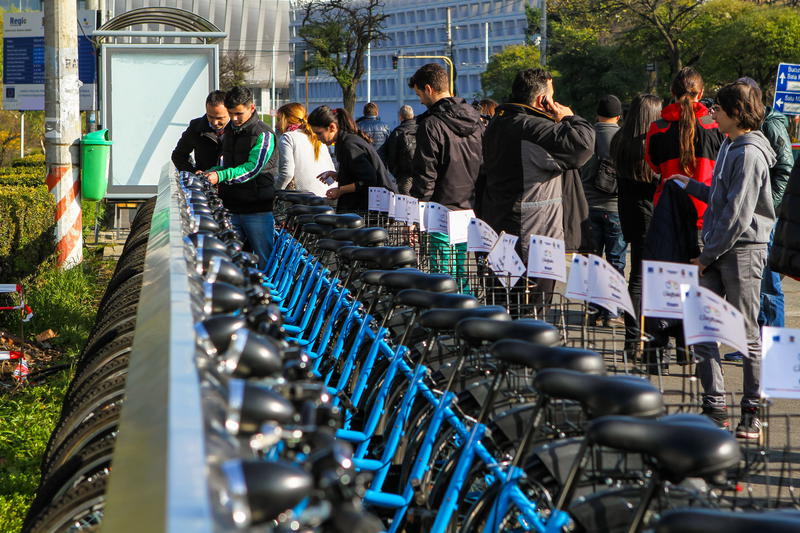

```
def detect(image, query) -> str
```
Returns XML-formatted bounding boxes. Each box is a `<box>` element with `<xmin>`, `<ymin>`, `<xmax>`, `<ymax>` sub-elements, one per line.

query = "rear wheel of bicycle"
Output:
<box><xmin>75</xmin><ymin>331</ymin><xmax>134</xmax><ymax>376</ymax></box>
<box><xmin>65</xmin><ymin>354</ymin><xmax>129</xmax><ymax>409</ymax></box>
<box><xmin>25</xmin><ymin>475</ymin><xmax>108</xmax><ymax>533</ymax></box>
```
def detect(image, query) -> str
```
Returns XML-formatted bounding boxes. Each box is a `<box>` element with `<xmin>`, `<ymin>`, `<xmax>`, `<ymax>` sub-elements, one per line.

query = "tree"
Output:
<box><xmin>220</xmin><ymin>50</ymin><xmax>254</xmax><ymax>91</ymax></box>
<box><xmin>298</xmin><ymin>0</ymin><xmax>389</xmax><ymax>115</ymax></box>
<box><xmin>480</xmin><ymin>44</ymin><xmax>542</xmax><ymax>102</ymax></box>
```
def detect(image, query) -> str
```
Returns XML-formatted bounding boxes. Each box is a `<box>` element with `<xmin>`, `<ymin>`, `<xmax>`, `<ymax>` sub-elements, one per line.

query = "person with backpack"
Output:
<box><xmin>383</xmin><ymin>105</ymin><xmax>417</xmax><ymax>195</ymax></box>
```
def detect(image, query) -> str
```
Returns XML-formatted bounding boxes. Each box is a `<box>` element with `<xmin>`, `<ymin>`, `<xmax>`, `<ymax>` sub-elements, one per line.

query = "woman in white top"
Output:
<box><xmin>275</xmin><ymin>102</ymin><xmax>335</xmax><ymax>197</ymax></box>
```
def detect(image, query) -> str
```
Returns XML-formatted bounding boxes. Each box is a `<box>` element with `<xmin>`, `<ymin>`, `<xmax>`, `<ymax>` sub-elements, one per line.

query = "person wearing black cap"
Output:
<box><xmin>580</xmin><ymin>94</ymin><xmax>626</xmax><ymax>325</ymax></box>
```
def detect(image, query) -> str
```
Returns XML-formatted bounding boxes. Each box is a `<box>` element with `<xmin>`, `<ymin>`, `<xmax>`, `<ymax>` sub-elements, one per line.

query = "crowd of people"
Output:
<box><xmin>171</xmin><ymin>64</ymin><xmax>800</xmax><ymax>440</ymax></box>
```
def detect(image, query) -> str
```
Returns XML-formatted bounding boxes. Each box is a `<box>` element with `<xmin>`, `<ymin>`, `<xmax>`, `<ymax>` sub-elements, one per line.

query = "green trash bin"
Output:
<box><xmin>81</xmin><ymin>129</ymin><xmax>113</xmax><ymax>201</ymax></box>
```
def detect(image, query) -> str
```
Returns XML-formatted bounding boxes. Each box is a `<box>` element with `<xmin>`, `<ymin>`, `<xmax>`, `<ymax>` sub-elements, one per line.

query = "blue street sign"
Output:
<box><xmin>773</xmin><ymin>63</ymin><xmax>800</xmax><ymax>115</ymax></box>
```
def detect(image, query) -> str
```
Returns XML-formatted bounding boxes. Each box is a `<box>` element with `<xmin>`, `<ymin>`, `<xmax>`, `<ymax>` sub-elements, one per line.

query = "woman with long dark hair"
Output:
<box><xmin>307</xmin><ymin>105</ymin><xmax>396</xmax><ymax>212</ymax></box>
<box><xmin>645</xmin><ymin>67</ymin><xmax>724</xmax><ymax>228</ymax></box>
<box><xmin>612</xmin><ymin>94</ymin><xmax>663</xmax><ymax>348</ymax></box>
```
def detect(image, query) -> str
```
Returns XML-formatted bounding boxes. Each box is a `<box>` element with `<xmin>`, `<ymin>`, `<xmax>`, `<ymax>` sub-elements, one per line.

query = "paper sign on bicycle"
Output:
<box><xmin>761</xmin><ymin>326</ymin><xmax>800</xmax><ymax>400</ymax></box>
<box><xmin>467</xmin><ymin>218</ymin><xmax>498</xmax><ymax>253</ymax></box>
<box><xmin>526</xmin><ymin>235</ymin><xmax>567</xmax><ymax>283</ymax></box>
<box><xmin>641</xmin><ymin>260</ymin><xmax>698</xmax><ymax>319</ymax></box>
<box><xmin>387</xmin><ymin>191</ymin><xmax>397</xmax><ymax>219</ymax></box>
<box><xmin>486</xmin><ymin>232</ymin><xmax>525</xmax><ymax>288</ymax></box>
<box><xmin>378</xmin><ymin>188</ymin><xmax>390</xmax><ymax>212</ymax></box>
<box><xmin>587</xmin><ymin>254</ymin><xmax>635</xmax><ymax>318</ymax></box>
<box><xmin>446</xmin><ymin>209</ymin><xmax>475</xmax><ymax>245</ymax></box>
<box><xmin>680</xmin><ymin>285</ymin><xmax>747</xmax><ymax>354</ymax></box>
<box><xmin>394</xmin><ymin>195</ymin><xmax>410</xmax><ymax>223</ymax></box>
<box><xmin>418</xmin><ymin>202</ymin><xmax>428</xmax><ymax>232</ymax></box>
<box><xmin>565</xmin><ymin>254</ymin><xmax>590</xmax><ymax>301</ymax></box>
<box><xmin>404</xmin><ymin>196</ymin><xmax>419</xmax><ymax>226</ymax></box>
<box><xmin>424</xmin><ymin>202</ymin><xmax>449</xmax><ymax>233</ymax></box>
<box><xmin>368</xmin><ymin>187</ymin><xmax>382</xmax><ymax>212</ymax></box>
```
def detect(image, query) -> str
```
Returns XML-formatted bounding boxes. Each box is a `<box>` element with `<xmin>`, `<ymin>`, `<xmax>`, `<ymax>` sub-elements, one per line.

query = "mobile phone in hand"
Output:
<box><xmin>317</xmin><ymin>171</ymin><xmax>337</xmax><ymax>185</ymax></box>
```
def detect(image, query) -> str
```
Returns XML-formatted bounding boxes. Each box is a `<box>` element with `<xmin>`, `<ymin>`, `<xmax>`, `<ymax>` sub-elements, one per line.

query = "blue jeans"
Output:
<box><xmin>230</xmin><ymin>211</ymin><xmax>275</xmax><ymax>270</ymax></box>
<box><xmin>758</xmin><ymin>225</ymin><xmax>784</xmax><ymax>327</ymax></box>
<box><xmin>588</xmin><ymin>209</ymin><xmax>627</xmax><ymax>274</ymax></box>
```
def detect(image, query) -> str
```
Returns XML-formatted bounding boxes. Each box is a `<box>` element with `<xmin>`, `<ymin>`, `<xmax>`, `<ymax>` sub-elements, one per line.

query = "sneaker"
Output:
<box><xmin>702</xmin><ymin>405</ymin><xmax>730</xmax><ymax>429</ymax></box>
<box><xmin>735</xmin><ymin>408</ymin><xmax>762</xmax><ymax>440</ymax></box>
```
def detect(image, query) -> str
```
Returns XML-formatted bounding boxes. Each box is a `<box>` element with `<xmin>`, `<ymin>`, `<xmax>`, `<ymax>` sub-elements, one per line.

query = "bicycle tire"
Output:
<box><xmin>85</xmin><ymin>305</ymin><xmax>139</xmax><ymax>344</ymax></box>
<box><xmin>95</xmin><ymin>277</ymin><xmax>143</xmax><ymax>316</ymax></box>
<box><xmin>27</xmin><ymin>435</ymin><xmax>115</xmax><ymax>526</ymax></box>
<box><xmin>96</xmin><ymin>272</ymin><xmax>143</xmax><ymax>312</ymax></box>
<box><xmin>65</xmin><ymin>354</ymin><xmax>129</xmax><ymax>409</ymax></box>
<box><xmin>80</xmin><ymin>316</ymin><xmax>137</xmax><ymax>364</ymax></box>
<box><xmin>25</xmin><ymin>474</ymin><xmax>108</xmax><ymax>533</ymax></box>
<box><xmin>74</xmin><ymin>332</ymin><xmax>134</xmax><ymax>379</ymax></box>
<box><xmin>42</xmin><ymin>402</ymin><xmax>122</xmax><ymax>476</ymax></box>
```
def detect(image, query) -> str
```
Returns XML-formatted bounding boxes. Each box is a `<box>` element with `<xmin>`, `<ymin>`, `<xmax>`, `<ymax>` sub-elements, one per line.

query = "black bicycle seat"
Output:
<box><xmin>301</xmin><ymin>223</ymin><xmax>333</xmax><ymax>236</ymax></box>
<box><xmin>587</xmin><ymin>414</ymin><xmax>741</xmax><ymax>482</ymax></box>
<box><xmin>351</xmin><ymin>227</ymin><xmax>389</xmax><ymax>246</ymax></box>
<box><xmin>360</xmin><ymin>268</ymin><xmax>418</xmax><ymax>286</ymax></box>
<box><xmin>352</xmin><ymin>247</ymin><xmax>418</xmax><ymax>270</ymax></box>
<box><xmin>316</xmin><ymin>239</ymin><xmax>353</xmax><ymax>252</ymax></box>
<box><xmin>295</xmin><ymin>214</ymin><xmax>318</xmax><ymax>226</ymax></box>
<box><xmin>379</xmin><ymin>270</ymin><xmax>456</xmax><ymax>293</ymax></box>
<box><xmin>276</xmin><ymin>191</ymin><xmax>323</xmax><ymax>204</ymax></box>
<box><xmin>336</xmin><ymin>245</ymin><xmax>363</xmax><ymax>261</ymax></box>
<box><xmin>655</xmin><ymin>509</ymin><xmax>800</xmax><ymax>533</ymax></box>
<box><xmin>456</xmin><ymin>318</ymin><xmax>561</xmax><ymax>347</ymax></box>
<box><xmin>419</xmin><ymin>306</ymin><xmax>510</xmax><ymax>331</ymax></box>
<box><xmin>287</xmin><ymin>204</ymin><xmax>334</xmax><ymax>217</ymax></box>
<box><xmin>489</xmin><ymin>340</ymin><xmax>605</xmax><ymax>375</ymax></box>
<box><xmin>314</xmin><ymin>213</ymin><xmax>364</xmax><ymax>229</ymax></box>
<box><xmin>532</xmin><ymin>369</ymin><xmax>665</xmax><ymax>419</ymax></box>
<box><xmin>395</xmin><ymin>289</ymin><xmax>479</xmax><ymax>310</ymax></box>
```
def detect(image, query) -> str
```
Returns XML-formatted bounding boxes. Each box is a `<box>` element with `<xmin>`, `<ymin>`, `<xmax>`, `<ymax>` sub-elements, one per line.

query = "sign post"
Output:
<box><xmin>773</xmin><ymin>63</ymin><xmax>800</xmax><ymax>116</ymax></box>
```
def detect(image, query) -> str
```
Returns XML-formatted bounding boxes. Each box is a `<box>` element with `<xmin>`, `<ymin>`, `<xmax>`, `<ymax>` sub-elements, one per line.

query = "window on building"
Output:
<box><xmin>408</xmin><ymin>31</ymin><xmax>416</xmax><ymax>44</ymax></box>
<box><xmin>408</xmin><ymin>11</ymin><xmax>416</xmax><ymax>23</ymax></box>
<box><xmin>482</xmin><ymin>1</ymin><xmax>491</xmax><ymax>15</ymax></box>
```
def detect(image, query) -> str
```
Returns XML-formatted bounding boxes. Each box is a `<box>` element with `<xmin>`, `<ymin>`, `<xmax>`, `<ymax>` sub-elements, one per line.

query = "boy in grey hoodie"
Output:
<box><xmin>672</xmin><ymin>82</ymin><xmax>776</xmax><ymax>439</ymax></box>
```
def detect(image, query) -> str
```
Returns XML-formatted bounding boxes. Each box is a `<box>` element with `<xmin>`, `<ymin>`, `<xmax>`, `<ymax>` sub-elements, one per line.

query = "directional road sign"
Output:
<box><xmin>773</xmin><ymin>63</ymin><xmax>800</xmax><ymax>115</ymax></box>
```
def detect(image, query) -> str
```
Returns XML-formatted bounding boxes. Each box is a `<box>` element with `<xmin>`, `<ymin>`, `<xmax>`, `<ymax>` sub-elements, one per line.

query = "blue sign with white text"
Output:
<box><xmin>773</xmin><ymin>63</ymin><xmax>800</xmax><ymax>115</ymax></box>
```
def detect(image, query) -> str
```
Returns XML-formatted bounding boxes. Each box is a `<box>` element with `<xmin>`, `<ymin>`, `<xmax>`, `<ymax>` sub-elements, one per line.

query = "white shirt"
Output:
<box><xmin>276</xmin><ymin>129</ymin><xmax>335</xmax><ymax>197</ymax></box>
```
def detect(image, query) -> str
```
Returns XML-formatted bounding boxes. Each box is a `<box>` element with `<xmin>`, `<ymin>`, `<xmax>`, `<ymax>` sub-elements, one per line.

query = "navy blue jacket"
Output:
<box><xmin>356</xmin><ymin>115</ymin><xmax>391</xmax><ymax>152</ymax></box>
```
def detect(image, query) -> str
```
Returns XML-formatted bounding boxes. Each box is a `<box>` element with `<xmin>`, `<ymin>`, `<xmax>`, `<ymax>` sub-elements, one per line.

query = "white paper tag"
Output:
<box><xmin>565</xmin><ymin>254</ymin><xmax>590</xmax><ymax>301</ymax></box>
<box><xmin>641</xmin><ymin>260</ymin><xmax>698</xmax><ymax>319</ymax></box>
<box><xmin>425</xmin><ymin>202</ymin><xmax>449</xmax><ymax>233</ymax></box>
<box><xmin>762</xmin><ymin>326</ymin><xmax>800</xmax><ymax>400</ymax></box>
<box><xmin>368</xmin><ymin>187</ymin><xmax>382</xmax><ymax>212</ymax></box>
<box><xmin>486</xmin><ymin>232</ymin><xmax>525</xmax><ymax>288</ymax></box>
<box><xmin>387</xmin><ymin>191</ymin><xmax>397</xmax><ymax>219</ymax></box>
<box><xmin>394</xmin><ymin>194</ymin><xmax>409</xmax><ymax>223</ymax></box>
<box><xmin>467</xmin><ymin>218</ymin><xmax>498</xmax><ymax>253</ymax></box>
<box><xmin>681</xmin><ymin>284</ymin><xmax>747</xmax><ymax>354</ymax></box>
<box><xmin>526</xmin><ymin>235</ymin><xmax>567</xmax><ymax>283</ymax></box>
<box><xmin>447</xmin><ymin>209</ymin><xmax>475</xmax><ymax>245</ymax></box>
<box><xmin>378</xmin><ymin>188</ymin><xmax>390</xmax><ymax>212</ymax></box>
<box><xmin>587</xmin><ymin>254</ymin><xmax>636</xmax><ymax>318</ymax></box>
<box><xmin>418</xmin><ymin>202</ymin><xmax>428</xmax><ymax>232</ymax></box>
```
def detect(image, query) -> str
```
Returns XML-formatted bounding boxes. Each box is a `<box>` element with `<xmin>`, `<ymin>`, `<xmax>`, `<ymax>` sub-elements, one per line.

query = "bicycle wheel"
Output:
<box><xmin>25</xmin><ymin>475</ymin><xmax>108</xmax><ymax>533</ymax></box>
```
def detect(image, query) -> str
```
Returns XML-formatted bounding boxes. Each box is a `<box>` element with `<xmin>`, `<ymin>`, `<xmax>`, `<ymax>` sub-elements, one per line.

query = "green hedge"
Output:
<box><xmin>0</xmin><ymin>186</ymin><xmax>55</xmax><ymax>278</ymax></box>
<box><xmin>11</xmin><ymin>153</ymin><xmax>45</xmax><ymax>168</ymax></box>
<box><xmin>0</xmin><ymin>173</ymin><xmax>45</xmax><ymax>188</ymax></box>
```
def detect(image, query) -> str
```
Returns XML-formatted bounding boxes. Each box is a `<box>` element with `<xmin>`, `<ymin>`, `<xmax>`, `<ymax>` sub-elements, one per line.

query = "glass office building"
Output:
<box><xmin>290</xmin><ymin>0</ymin><xmax>538</xmax><ymax>125</ymax></box>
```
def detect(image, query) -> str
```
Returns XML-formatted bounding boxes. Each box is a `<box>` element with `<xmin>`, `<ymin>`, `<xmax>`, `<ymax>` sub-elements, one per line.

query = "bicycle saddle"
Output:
<box><xmin>276</xmin><ymin>190</ymin><xmax>324</xmax><ymax>205</ymax></box>
<box><xmin>222</xmin><ymin>459</ymin><xmax>313</xmax><ymax>526</ymax></box>
<box><xmin>352</xmin><ymin>247</ymin><xmax>418</xmax><ymax>270</ymax></box>
<box><xmin>329</xmin><ymin>227</ymin><xmax>387</xmax><ymax>245</ymax></box>
<box><xmin>295</xmin><ymin>214</ymin><xmax>319</xmax><ymax>226</ymax></box>
<box><xmin>360</xmin><ymin>268</ymin><xmax>419</xmax><ymax>286</ymax></box>
<box><xmin>490</xmin><ymin>340</ymin><xmax>605</xmax><ymax>375</ymax></box>
<box><xmin>300</xmin><ymin>222</ymin><xmax>333</xmax><ymax>236</ymax></box>
<box><xmin>316</xmin><ymin>238</ymin><xmax>353</xmax><ymax>252</ymax></box>
<box><xmin>314</xmin><ymin>213</ymin><xmax>365</xmax><ymax>229</ymax></box>
<box><xmin>655</xmin><ymin>509</ymin><xmax>800</xmax><ymax>533</ymax></box>
<box><xmin>227</xmin><ymin>379</ymin><xmax>296</xmax><ymax>435</ymax></box>
<box><xmin>456</xmin><ymin>318</ymin><xmax>561</xmax><ymax>347</ymax></box>
<box><xmin>336</xmin><ymin>245</ymin><xmax>363</xmax><ymax>261</ymax></box>
<box><xmin>419</xmin><ymin>306</ymin><xmax>510</xmax><ymax>331</ymax></box>
<box><xmin>378</xmin><ymin>270</ymin><xmax>456</xmax><ymax>293</ymax></box>
<box><xmin>287</xmin><ymin>204</ymin><xmax>335</xmax><ymax>217</ymax></box>
<box><xmin>587</xmin><ymin>414</ymin><xmax>741</xmax><ymax>482</ymax></box>
<box><xmin>395</xmin><ymin>289</ymin><xmax>479</xmax><ymax>310</ymax></box>
<box><xmin>351</xmin><ymin>227</ymin><xmax>389</xmax><ymax>246</ymax></box>
<box><xmin>532</xmin><ymin>369</ymin><xmax>664</xmax><ymax>418</ymax></box>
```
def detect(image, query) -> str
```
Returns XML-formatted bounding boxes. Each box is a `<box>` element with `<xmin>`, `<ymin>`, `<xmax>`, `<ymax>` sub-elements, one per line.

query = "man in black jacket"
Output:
<box><xmin>383</xmin><ymin>105</ymin><xmax>417</xmax><ymax>194</ymax></box>
<box><xmin>171</xmin><ymin>90</ymin><xmax>229</xmax><ymax>172</ymax></box>
<box><xmin>202</xmin><ymin>87</ymin><xmax>278</xmax><ymax>270</ymax></box>
<box><xmin>409</xmin><ymin>63</ymin><xmax>484</xmax><ymax>288</ymax></box>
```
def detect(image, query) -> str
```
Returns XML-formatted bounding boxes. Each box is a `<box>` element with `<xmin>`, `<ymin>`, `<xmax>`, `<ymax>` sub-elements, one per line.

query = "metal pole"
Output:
<box><xmin>540</xmin><ymin>0</ymin><xmax>547</xmax><ymax>66</ymax></box>
<box><xmin>484</xmin><ymin>22</ymin><xmax>489</xmax><ymax>65</ymax></box>
<box><xmin>19</xmin><ymin>112</ymin><xmax>24</xmax><ymax>158</ymax></box>
<box><xmin>398</xmin><ymin>47</ymin><xmax>404</xmax><ymax>108</ymax></box>
<box><xmin>446</xmin><ymin>7</ymin><xmax>453</xmax><ymax>60</ymax></box>
<box><xmin>366</xmin><ymin>41</ymin><xmax>371</xmax><ymax>104</ymax></box>
<box><xmin>45</xmin><ymin>0</ymin><xmax>83</xmax><ymax>268</ymax></box>
<box><xmin>304</xmin><ymin>50</ymin><xmax>309</xmax><ymax>110</ymax></box>
<box><xmin>271</xmin><ymin>42</ymin><xmax>277</xmax><ymax>129</ymax></box>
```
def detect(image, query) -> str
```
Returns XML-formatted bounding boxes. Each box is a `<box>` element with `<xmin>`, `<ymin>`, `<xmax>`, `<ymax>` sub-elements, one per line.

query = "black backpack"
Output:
<box><xmin>391</xmin><ymin>124</ymin><xmax>417</xmax><ymax>178</ymax></box>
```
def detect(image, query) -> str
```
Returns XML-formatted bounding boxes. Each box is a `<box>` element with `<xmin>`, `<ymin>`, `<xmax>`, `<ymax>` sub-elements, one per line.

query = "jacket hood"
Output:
<box><xmin>660</xmin><ymin>101</ymin><xmax>711</xmax><ymax>122</ymax></box>
<box><xmin>728</xmin><ymin>130</ymin><xmax>777</xmax><ymax>168</ymax></box>
<box><xmin>764</xmin><ymin>106</ymin><xmax>789</xmax><ymax>129</ymax></box>
<box><xmin>425</xmin><ymin>97</ymin><xmax>483</xmax><ymax>137</ymax></box>
<box><xmin>495</xmin><ymin>102</ymin><xmax>554</xmax><ymax>121</ymax></box>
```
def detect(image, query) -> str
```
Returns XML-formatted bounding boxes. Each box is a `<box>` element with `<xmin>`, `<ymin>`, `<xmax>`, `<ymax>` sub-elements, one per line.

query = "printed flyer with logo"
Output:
<box><xmin>641</xmin><ymin>260</ymin><xmax>699</xmax><ymax>319</ymax></box>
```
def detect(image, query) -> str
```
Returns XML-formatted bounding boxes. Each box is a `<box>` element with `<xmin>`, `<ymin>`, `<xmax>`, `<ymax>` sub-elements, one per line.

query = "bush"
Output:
<box><xmin>0</xmin><ymin>172</ymin><xmax>45</xmax><ymax>188</ymax></box>
<box><xmin>0</xmin><ymin>186</ymin><xmax>55</xmax><ymax>278</ymax></box>
<box><xmin>11</xmin><ymin>153</ymin><xmax>45</xmax><ymax>168</ymax></box>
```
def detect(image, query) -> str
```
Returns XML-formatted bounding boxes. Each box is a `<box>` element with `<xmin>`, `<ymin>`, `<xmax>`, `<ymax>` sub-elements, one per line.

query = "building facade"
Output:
<box><xmin>290</xmin><ymin>0</ymin><xmax>538</xmax><ymax>126</ymax></box>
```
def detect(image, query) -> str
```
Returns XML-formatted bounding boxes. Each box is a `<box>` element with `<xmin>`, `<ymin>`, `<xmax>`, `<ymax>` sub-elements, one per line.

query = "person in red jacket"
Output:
<box><xmin>645</xmin><ymin>68</ymin><xmax>725</xmax><ymax>229</ymax></box>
